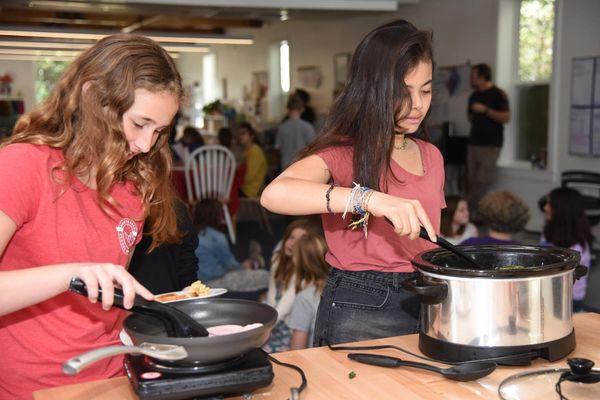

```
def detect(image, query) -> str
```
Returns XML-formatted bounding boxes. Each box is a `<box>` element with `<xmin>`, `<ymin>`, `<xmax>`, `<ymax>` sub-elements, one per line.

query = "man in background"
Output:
<box><xmin>276</xmin><ymin>94</ymin><xmax>316</xmax><ymax>170</ymax></box>
<box><xmin>467</xmin><ymin>63</ymin><xmax>510</xmax><ymax>216</ymax></box>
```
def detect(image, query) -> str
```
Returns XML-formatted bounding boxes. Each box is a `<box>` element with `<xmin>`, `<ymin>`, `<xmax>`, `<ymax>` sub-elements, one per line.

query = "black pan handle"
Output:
<box><xmin>573</xmin><ymin>265</ymin><xmax>588</xmax><ymax>282</ymax></box>
<box><xmin>402</xmin><ymin>276</ymin><xmax>447</xmax><ymax>305</ymax></box>
<box><xmin>69</xmin><ymin>277</ymin><xmax>209</xmax><ymax>338</ymax></box>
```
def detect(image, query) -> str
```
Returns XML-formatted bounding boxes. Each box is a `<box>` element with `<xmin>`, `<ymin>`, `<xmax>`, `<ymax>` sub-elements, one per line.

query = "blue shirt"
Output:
<box><xmin>195</xmin><ymin>227</ymin><xmax>242</xmax><ymax>282</ymax></box>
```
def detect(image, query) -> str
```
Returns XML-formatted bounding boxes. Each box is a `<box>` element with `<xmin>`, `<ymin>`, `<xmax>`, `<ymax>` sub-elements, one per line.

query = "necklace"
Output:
<box><xmin>393</xmin><ymin>134</ymin><xmax>407</xmax><ymax>150</ymax></box>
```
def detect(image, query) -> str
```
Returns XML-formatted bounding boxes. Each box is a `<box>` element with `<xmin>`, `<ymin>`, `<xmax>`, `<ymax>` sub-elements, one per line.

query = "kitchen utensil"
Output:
<box><xmin>407</xmin><ymin>245</ymin><xmax>587</xmax><ymax>363</ymax></box>
<box><xmin>69</xmin><ymin>277</ymin><xmax>209</xmax><ymax>338</ymax></box>
<box><xmin>384</xmin><ymin>219</ymin><xmax>480</xmax><ymax>268</ymax></box>
<box><xmin>498</xmin><ymin>358</ymin><xmax>600</xmax><ymax>400</ymax></box>
<box><xmin>123</xmin><ymin>298</ymin><xmax>277</xmax><ymax>364</ymax></box>
<box><xmin>63</xmin><ymin>343</ymin><xmax>188</xmax><ymax>375</ymax></box>
<box><xmin>348</xmin><ymin>353</ymin><xmax>497</xmax><ymax>381</ymax></box>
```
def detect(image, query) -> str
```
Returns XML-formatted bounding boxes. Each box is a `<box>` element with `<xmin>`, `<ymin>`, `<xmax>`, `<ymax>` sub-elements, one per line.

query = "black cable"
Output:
<box><xmin>555</xmin><ymin>373</ymin><xmax>569</xmax><ymax>400</ymax></box>
<box><xmin>327</xmin><ymin>342</ymin><xmax>537</xmax><ymax>366</ymax></box>
<box><xmin>267</xmin><ymin>353</ymin><xmax>307</xmax><ymax>400</ymax></box>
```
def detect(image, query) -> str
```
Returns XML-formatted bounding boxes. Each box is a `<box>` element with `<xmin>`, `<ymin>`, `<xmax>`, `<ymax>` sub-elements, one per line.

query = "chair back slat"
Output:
<box><xmin>185</xmin><ymin>145</ymin><xmax>236</xmax><ymax>203</ymax></box>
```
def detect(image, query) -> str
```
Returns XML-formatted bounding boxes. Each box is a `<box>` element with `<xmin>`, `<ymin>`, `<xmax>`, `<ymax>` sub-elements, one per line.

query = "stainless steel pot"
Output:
<box><xmin>407</xmin><ymin>245</ymin><xmax>587</xmax><ymax>348</ymax></box>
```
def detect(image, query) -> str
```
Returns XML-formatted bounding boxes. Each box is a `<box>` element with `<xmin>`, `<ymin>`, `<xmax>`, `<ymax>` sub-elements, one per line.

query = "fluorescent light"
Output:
<box><xmin>0</xmin><ymin>40</ymin><xmax>207</xmax><ymax>54</ymax></box>
<box><xmin>0</xmin><ymin>49</ymin><xmax>81</xmax><ymax>57</ymax></box>
<box><xmin>0</xmin><ymin>26</ymin><xmax>253</xmax><ymax>45</ymax></box>
<box><xmin>0</xmin><ymin>55</ymin><xmax>75</xmax><ymax>62</ymax></box>
<box><xmin>0</xmin><ymin>40</ymin><xmax>90</xmax><ymax>49</ymax></box>
<box><xmin>280</xmin><ymin>40</ymin><xmax>290</xmax><ymax>93</ymax></box>
<box><xmin>162</xmin><ymin>46</ymin><xmax>210</xmax><ymax>53</ymax></box>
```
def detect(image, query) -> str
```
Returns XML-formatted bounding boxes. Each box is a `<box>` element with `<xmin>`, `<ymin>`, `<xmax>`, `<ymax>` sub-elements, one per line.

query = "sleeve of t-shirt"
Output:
<box><xmin>274</xmin><ymin>130</ymin><xmax>281</xmax><ymax>149</ymax></box>
<box><xmin>0</xmin><ymin>144</ymin><xmax>44</xmax><ymax>228</ymax></box>
<box><xmin>303</xmin><ymin>124</ymin><xmax>316</xmax><ymax>145</ymax></box>
<box><xmin>315</xmin><ymin>146</ymin><xmax>353</xmax><ymax>185</ymax></box>
<box><xmin>288</xmin><ymin>291</ymin><xmax>313</xmax><ymax>332</ymax></box>
<box><xmin>495</xmin><ymin>89</ymin><xmax>510</xmax><ymax>111</ymax></box>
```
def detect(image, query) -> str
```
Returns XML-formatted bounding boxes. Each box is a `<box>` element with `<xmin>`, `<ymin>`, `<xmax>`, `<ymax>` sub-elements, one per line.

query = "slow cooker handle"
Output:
<box><xmin>573</xmin><ymin>265</ymin><xmax>588</xmax><ymax>281</ymax></box>
<box><xmin>402</xmin><ymin>277</ymin><xmax>447</xmax><ymax>305</ymax></box>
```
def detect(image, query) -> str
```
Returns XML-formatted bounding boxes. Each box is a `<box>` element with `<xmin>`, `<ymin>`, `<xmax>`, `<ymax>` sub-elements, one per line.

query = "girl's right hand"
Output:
<box><xmin>367</xmin><ymin>191</ymin><xmax>437</xmax><ymax>242</ymax></box>
<box><xmin>71</xmin><ymin>263</ymin><xmax>153</xmax><ymax>310</ymax></box>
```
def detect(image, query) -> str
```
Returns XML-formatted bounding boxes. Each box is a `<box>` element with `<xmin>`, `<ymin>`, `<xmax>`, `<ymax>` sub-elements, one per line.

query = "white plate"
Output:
<box><xmin>154</xmin><ymin>288</ymin><xmax>227</xmax><ymax>303</ymax></box>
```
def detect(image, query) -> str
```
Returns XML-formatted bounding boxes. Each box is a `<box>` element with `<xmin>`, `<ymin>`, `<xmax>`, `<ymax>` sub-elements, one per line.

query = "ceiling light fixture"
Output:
<box><xmin>0</xmin><ymin>40</ymin><xmax>207</xmax><ymax>53</ymax></box>
<box><xmin>0</xmin><ymin>48</ymin><xmax>81</xmax><ymax>57</ymax></box>
<box><xmin>0</xmin><ymin>54</ymin><xmax>76</xmax><ymax>62</ymax></box>
<box><xmin>0</xmin><ymin>26</ymin><xmax>253</xmax><ymax>45</ymax></box>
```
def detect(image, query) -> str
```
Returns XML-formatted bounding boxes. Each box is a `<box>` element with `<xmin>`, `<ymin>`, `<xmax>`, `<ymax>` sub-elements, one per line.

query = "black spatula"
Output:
<box><xmin>69</xmin><ymin>277</ymin><xmax>209</xmax><ymax>338</ymax></box>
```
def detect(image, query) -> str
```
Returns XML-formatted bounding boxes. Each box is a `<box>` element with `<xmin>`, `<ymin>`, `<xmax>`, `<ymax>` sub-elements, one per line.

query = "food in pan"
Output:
<box><xmin>207</xmin><ymin>323</ymin><xmax>263</xmax><ymax>336</ymax></box>
<box><xmin>497</xmin><ymin>265</ymin><xmax>527</xmax><ymax>271</ymax></box>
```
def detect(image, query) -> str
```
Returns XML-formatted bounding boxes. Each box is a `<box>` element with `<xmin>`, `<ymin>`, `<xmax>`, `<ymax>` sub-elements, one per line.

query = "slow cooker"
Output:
<box><xmin>406</xmin><ymin>245</ymin><xmax>588</xmax><ymax>363</ymax></box>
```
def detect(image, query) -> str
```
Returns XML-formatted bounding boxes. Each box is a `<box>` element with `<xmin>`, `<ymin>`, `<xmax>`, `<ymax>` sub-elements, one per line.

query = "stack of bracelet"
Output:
<box><xmin>342</xmin><ymin>182</ymin><xmax>374</xmax><ymax>237</ymax></box>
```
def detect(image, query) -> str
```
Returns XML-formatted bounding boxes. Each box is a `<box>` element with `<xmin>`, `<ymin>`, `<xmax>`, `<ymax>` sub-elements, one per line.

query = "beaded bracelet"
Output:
<box><xmin>325</xmin><ymin>182</ymin><xmax>337</xmax><ymax>213</ymax></box>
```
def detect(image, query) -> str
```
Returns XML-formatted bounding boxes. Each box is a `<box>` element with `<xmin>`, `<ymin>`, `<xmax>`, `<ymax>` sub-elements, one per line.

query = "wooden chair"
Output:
<box><xmin>185</xmin><ymin>145</ymin><xmax>237</xmax><ymax>243</ymax></box>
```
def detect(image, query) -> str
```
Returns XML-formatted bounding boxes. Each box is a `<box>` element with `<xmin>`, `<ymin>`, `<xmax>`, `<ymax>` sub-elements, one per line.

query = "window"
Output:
<box><xmin>514</xmin><ymin>0</ymin><xmax>555</xmax><ymax>167</ymax></box>
<box><xmin>35</xmin><ymin>60</ymin><xmax>69</xmax><ymax>104</ymax></box>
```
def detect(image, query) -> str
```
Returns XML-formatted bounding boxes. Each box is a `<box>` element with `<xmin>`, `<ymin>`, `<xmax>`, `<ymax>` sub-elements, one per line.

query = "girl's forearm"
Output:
<box><xmin>261</xmin><ymin>177</ymin><xmax>353</xmax><ymax>215</ymax></box>
<box><xmin>0</xmin><ymin>264</ymin><xmax>75</xmax><ymax>316</ymax></box>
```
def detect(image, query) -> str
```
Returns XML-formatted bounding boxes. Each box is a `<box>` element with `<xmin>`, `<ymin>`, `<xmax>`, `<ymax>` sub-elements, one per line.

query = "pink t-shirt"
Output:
<box><xmin>0</xmin><ymin>144</ymin><xmax>144</xmax><ymax>399</ymax></box>
<box><xmin>318</xmin><ymin>139</ymin><xmax>446</xmax><ymax>272</ymax></box>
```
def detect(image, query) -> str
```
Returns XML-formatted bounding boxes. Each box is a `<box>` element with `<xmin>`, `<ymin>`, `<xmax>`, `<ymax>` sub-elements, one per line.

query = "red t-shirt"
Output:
<box><xmin>318</xmin><ymin>139</ymin><xmax>446</xmax><ymax>272</ymax></box>
<box><xmin>0</xmin><ymin>144</ymin><xmax>144</xmax><ymax>399</ymax></box>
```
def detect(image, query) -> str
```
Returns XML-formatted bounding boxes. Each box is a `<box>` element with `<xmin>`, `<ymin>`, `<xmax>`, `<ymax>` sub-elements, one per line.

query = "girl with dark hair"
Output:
<box><xmin>541</xmin><ymin>187</ymin><xmax>594</xmax><ymax>312</ymax></box>
<box><xmin>440</xmin><ymin>195</ymin><xmax>478</xmax><ymax>245</ymax></box>
<box><xmin>261</xmin><ymin>20</ymin><xmax>445</xmax><ymax>345</ymax></box>
<box><xmin>0</xmin><ymin>34</ymin><xmax>182</xmax><ymax>397</ymax></box>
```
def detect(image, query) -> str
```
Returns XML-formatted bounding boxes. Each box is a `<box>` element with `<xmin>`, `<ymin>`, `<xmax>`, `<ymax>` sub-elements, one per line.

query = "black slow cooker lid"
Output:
<box><xmin>411</xmin><ymin>245</ymin><xmax>580</xmax><ymax>278</ymax></box>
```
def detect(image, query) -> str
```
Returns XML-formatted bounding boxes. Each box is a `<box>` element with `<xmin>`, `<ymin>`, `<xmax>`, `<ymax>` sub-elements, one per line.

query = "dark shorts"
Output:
<box><xmin>313</xmin><ymin>267</ymin><xmax>421</xmax><ymax>347</ymax></box>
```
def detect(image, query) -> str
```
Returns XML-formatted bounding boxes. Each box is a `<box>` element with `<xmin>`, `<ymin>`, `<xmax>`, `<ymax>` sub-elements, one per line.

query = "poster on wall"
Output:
<box><xmin>428</xmin><ymin>63</ymin><xmax>472</xmax><ymax>137</ymax></box>
<box><xmin>569</xmin><ymin>57</ymin><xmax>600</xmax><ymax>157</ymax></box>
<box><xmin>297</xmin><ymin>66</ymin><xmax>322</xmax><ymax>88</ymax></box>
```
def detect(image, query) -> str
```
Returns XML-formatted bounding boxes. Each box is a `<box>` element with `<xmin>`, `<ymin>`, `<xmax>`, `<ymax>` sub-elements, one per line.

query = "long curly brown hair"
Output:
<box><xmin>3</xmin><ymin>34</ymin><xmax>183</xmax><ymax>249</ymax></box>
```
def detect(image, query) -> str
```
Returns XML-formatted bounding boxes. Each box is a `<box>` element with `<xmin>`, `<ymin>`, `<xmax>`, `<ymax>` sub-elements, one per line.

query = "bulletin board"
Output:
<box><xmin>428</xmin><ymin>63</ymin><xmax>472</xmax><ymax>137</ymax></box>
<box><xmin>569</xmin><ymin>56</ymin><xmax>600</xmax><ymax>157</ymax></box>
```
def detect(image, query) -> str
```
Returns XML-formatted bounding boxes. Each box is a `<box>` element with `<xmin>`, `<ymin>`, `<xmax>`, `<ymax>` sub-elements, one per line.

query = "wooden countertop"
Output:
<box><xmin>34</xmin><ymin>313</ymin><xmax>600</xmax><ymax>400</ymax></box>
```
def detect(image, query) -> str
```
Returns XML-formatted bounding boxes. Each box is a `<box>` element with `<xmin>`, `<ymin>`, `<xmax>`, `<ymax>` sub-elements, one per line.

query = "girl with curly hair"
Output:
<box><xmin>0</xmin><ymin>34</ymin><xmax>183</xmax><ymax>397</ymax></box>
<box><xmin>460</xmin><ymin>190</ymin><xmax>530</xmax><ymax>245</ymax></box>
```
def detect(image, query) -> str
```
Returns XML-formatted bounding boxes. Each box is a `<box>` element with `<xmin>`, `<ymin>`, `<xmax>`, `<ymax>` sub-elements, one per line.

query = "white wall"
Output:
<box><xmin>0</xmin><ymin>60</ymin><xmax>36</xmax><ymax>113</ymax></box>
<box><xmin>206</xmin><ymin>0</ymin><xmax>498</xmax><ymax>122</ymax></box>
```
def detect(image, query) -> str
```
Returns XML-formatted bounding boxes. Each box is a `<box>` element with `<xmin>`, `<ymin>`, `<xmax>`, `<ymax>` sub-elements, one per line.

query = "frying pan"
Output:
<box><xmin>123</xmin><ymin>298</ymin><xmax>277</xmax><ymax>364</ymax></box>
<box><xmin>63</xmin><ymin>297</ymin><xmax>277</xmax><ymax>373</ymax></box>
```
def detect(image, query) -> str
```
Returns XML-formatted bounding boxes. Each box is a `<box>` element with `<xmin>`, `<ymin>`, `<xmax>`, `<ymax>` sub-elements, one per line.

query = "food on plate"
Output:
<box><xmin>154</xmin><ymin>292</ymin><xmax>194</xmax><ymax>303</ymax></box>
<box><xmin>207</xmin><ymin>323</ymin><xmax>263</xmax><ymax>336</ymax></box>
<box><xmin>154</xmin><ymin>280</ymin><xmax>211</xmax><ymax>303</ymax></box>
<box><xmin>189</xmin><ymin>280</ymin><xmax>211</xmax><ymax>296</ymax></box>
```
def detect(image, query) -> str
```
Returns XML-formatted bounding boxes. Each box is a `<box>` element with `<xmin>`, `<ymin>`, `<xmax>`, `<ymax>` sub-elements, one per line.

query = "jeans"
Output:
<box><xmin>313</xmin><ymin>268</ymin><xmax>421</xmax><ymax>346</ymax></box>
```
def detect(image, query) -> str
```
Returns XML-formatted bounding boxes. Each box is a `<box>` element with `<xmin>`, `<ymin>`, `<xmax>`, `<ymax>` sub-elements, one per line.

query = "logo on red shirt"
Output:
<box><xmin>116</xmin><ymin>218</ymin><xmax>138</xmax><ymax>255</ymax></box>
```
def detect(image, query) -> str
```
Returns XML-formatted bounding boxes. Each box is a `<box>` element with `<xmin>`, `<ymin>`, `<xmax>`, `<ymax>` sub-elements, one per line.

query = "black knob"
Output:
<box><xmin>567</xmin><ymin>358</ymin><xmax>595</xmax><ymax>375</ymax></box>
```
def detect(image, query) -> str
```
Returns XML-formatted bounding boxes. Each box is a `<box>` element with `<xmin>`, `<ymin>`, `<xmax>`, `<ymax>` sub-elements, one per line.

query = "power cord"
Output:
<box><xmin>266</xmin><ymin>352</ymin><xmax>307</xmax><ymax>400</ymax></box>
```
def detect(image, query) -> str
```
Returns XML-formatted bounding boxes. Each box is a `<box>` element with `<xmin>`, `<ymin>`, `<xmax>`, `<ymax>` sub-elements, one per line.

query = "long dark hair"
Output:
<box><xmin>299</xmin><ymin>20</ymin><xmax>433</xmax><ymax>191</ymax></box>
<box><xmin>544</xmin><ymin>187</ymin><xmax>593</xmax><ymax>248</ymax></box>
<box><xmin>193</xmin><ymin>199</ymin><xmax>222</xmax><ymax>234</ymax></box>
<box><xmin>440</xmin><ymin>195</ymin><xmax>466</xmax><ymax>237</ymax></box>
